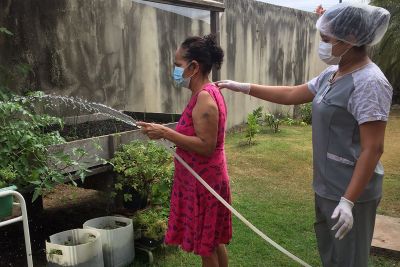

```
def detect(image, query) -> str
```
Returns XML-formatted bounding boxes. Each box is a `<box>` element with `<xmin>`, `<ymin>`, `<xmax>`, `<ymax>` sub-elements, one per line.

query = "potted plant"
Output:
<box><xmin>110</xmin><ymin>140</ymin><xmax>173</xmax><ymax>211</ymax></box>
<box><xmin>132</xmin><ymin>206</ymin><xmax>169</xmax><ymax>248</ymax></box>
<box><xmin>133</xmin><ymin>148</ymin><xmax>173</xmax><ymax>248</ymax></box>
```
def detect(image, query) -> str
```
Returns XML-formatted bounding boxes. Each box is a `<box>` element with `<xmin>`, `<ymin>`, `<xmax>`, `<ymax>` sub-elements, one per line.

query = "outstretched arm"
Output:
<box><xmin>215</xmin><ymin>80</ymin><xmax>314</xmax><ymax>105</ymax></box>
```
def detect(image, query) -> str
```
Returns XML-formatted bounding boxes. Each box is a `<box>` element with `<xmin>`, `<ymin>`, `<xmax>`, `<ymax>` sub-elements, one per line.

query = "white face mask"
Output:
<box><xmin>318</xmin><ymin>41</ymin><xmax>351</xmax><ymax>65</ymax></box>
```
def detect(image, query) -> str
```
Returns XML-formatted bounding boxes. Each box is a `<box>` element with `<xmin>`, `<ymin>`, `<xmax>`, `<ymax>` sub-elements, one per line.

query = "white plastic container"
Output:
<box><xmin>83</xmin><ymin>216</ymin><xmax>135</xmax><ymax>267</ymax></box>
<box><xmin>46</xmin><ymin>229</ymin><xmax>104</xmax><ymax>267</ymax></box>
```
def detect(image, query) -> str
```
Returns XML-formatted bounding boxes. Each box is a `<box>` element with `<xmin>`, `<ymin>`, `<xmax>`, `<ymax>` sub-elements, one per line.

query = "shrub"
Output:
<box><xmin>111</xmin><ymin>140</ymin><xmax>174</xmax><ymax>204</ymax></box>
<box><xmin>299</xmin><ymin>103</ymin><xmax>312</xmax><ymax>125</ymax></box>
<box><xmin>264</xmin><ymin>113</ymin><xmax>281</xmax><ymax>133</ymax></box>
<box><xmin>245</xmin><ymin>113</ymin><xmax>260</xmax><ymax>145</ymax></box>
<box><xmin>0</xmin><ymin>92</ymin><xmax>90</xmax><ymax>201</ymax></box>
<box><xmin>132</xmin><ymin>206</ymin><xmax>169</xmax><ymax>240</ymax></box>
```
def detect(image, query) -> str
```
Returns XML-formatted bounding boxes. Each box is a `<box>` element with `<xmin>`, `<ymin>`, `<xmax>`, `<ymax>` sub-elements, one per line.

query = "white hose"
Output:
<box><xmin>159</xmin><ymin>141</ymin><xmax>312</xmax><ymax>267</ymax></box>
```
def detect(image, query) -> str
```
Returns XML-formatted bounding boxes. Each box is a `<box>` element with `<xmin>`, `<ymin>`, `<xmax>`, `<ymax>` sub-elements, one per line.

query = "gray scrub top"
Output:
<box><xmin>308</xmin><ymin>63</ymin><xmax>393</xmax><ymax>202</ymax></box>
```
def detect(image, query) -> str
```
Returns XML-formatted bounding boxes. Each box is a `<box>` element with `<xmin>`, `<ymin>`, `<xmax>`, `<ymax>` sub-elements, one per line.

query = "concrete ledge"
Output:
<box><xmin>372</xmin><ymin>214</ymin><xmax>400</xmax><ymax>259</ymax></box>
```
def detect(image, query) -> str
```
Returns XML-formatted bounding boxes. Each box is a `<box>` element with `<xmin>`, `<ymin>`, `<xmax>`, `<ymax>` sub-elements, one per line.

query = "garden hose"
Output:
<box><xmin>156</xmin><ymin>139</ymin><xmax>312</xmax><ymax>267</ymax></box>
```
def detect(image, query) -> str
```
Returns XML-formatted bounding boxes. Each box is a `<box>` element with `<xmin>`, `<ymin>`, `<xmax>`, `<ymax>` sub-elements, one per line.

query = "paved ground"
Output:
<box><xmin>373</xmin><ymin>215</ymin><xmax>400</xmax><ymax>252</ymax></box>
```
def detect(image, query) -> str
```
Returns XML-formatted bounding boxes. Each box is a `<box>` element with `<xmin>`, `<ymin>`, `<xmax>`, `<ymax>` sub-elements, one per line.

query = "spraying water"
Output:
<box><xmin>21</xmin><ymin>94</ymin><xmax>311</xmax><ymax>267</ymax></box>
<box><xmin>15</xmin><ymin>94</ymin><xmax>140</xmax><ymax>128</ymax></box>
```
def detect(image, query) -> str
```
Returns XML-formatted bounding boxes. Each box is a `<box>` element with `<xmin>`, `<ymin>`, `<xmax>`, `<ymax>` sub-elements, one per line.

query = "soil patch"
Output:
<box><xmin>45</xmin><ymin>112</ymin><xmax>180</xmax><ymax>141</ymax></box>
<box><xmin>45</xmin><ymin>119</ymin><xmax>138</xmax><ymax>141</ymax></box>
<box><xmin>0</xmin><ymin>184</ymin><xmax>111</xmax><ymax>267</ymax></box>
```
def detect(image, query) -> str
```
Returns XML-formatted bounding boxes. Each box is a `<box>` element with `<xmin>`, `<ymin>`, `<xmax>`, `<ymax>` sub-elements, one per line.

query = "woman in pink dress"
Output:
<box><xmin>138</xmin><ymin>34</ymin><xmax>232</xmax><ymax>267</ymax></box>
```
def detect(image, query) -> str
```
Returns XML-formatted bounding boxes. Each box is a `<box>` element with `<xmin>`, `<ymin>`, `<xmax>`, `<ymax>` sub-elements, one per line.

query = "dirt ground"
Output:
<box><xmin>0</xmin><ymin>184</ymin><xmax>113</xmax><ymax>267</ymax></box>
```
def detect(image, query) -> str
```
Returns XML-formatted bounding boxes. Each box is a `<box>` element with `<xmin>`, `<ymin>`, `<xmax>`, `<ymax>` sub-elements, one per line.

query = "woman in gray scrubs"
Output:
<box><xmin>217</xmin><ymin>3</ymin><xmax>392</xmax><ymax>267</ymax></box>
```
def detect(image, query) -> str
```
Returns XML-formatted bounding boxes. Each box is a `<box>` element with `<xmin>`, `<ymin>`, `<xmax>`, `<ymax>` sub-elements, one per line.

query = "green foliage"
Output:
<box><xmin>282</xmin><ymin>117</ymin><xmax>296</xmax><ymax>126</ymax></box>
<box><xmin>0</xmin><ymin>92</ymin><xmax>91</xmax><ymax>201</ymax></box>
<box><xmin>244</xmin><ymin>106</ymin><xmax>309</xmax><ymax>145</ymax></box>
<box><xmin>0</xmin><ymin>27</ymin><xmax>13</xmax><ymax>36</ymax></box>
<box><xmin>245</xmin><ymin>113</ymin><xmax>260</xmax><ymax>145</ymax></box>
<box><xmin>111</xmin><ymin>140</ymin><xmax>174</xmax><ymax>205</ymax></box>
<box><xmin>252</xmin><ymin>106</ymin><xmax>263</xmax><ymax>122</ymax></box>
<box><xmin>132</xmin><ymin>206</ymin><xmax>169</xmax><ymax>240</ymax></box>
<box><xmin>370</xmin><ymin>0</ymin><xmax>400</xmax><ymax>103</ymax></box>
<box><xmin>0</xmin><ymin>28</ymin><xmax>92</xmax><ymax>201</ymax></box>
<box><xmin>298</xmin><ymin>103</ymin><xmax>312</xmax><ymax>125</ymax></box>
<box><xmin>263</xmin><ymin>113</ymin><xmax>281</xmax><ymax>133</ymax></box>
<box><xmin>112</xmin><ymin>141</ymin><xmax>173</xmax><ymax>241</ymax></box>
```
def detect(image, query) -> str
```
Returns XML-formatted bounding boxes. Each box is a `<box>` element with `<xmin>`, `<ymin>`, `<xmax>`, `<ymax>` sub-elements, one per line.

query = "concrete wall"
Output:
<box><xmin>0</xmin><ymin>0</ymin><xmax>326</xmax><ymax>128</ymax></box>
<box><xmin>220</xmin><ymin>0</ymin><xmax>325</xmax><ymax>126</ymax></box>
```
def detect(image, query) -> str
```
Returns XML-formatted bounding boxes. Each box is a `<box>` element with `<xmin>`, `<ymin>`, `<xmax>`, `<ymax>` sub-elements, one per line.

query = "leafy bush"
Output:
<box><xmin>252</xmin><ymin>106</ymin><xmax>263</xmax><ymax>123</ymax></box>
<box><xmin>132</xmin><ymin>206</ymin><xmax>169</xmax><ymax>240</ymax></box>
<box><xmin>264</xmin><ymin>113</ymin><xmax>281</xmax><ymax>133</ymax></box>
<box><xmin>299</xmin><ymin>103</ymin><xmax>312</xmax><ymax>125</ymax></box>
<box><xmin>282</xmin><ymin>117</ymin><xmax>295</xmax><ymax>126</ymax></box>
<box><xmin>112</xmin><ymin>141</ymin><xmax>173</xmax><ymax>241</ymax></box>
<box><xmin>245</xmin><ymin>113</ymin><xmax>260</xmax><ymax>145</ymax></box>
<box><xmin>0</xmin><ymin>92</ymin><xmax>90</xmax><ymax>201</ymax></box>
<box><xmin>0</xmin><ymin>28</ymin><xmax>92</xmax><ymax>201</ymax></box>
<box><xmin>111</xmin><ymin>140</ymin><xmax>174</xmax><ymax>204</ymax></box>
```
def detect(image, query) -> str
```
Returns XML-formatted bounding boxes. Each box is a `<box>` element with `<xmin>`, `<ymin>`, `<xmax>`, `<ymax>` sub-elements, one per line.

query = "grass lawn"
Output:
<box><xmin>133</xmin><ymin>111</ymin><xmax>400</xmax><ymax>267</ymax></box>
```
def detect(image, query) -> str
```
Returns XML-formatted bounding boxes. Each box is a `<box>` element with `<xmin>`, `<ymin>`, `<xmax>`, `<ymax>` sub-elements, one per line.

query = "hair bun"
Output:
<box><xmin>203</xmin><ymin>34</ymin><xmax>217</xmax><ymax>48</ymax></box>
<box><xmin>181</xmin><ymin>34</ymin><xmax>224</xmax><ymax>74</ymax></box>
<box><xmin>203</xmin><ymin>34</ymin><xmax>224</xmax><ymax>70</ymax></box>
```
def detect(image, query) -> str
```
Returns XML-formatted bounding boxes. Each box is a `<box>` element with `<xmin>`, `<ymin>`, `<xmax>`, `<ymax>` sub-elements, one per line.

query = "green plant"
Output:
<box><xmin>0</xmin><ymin>92</ymin><xmax>91</xmax><ymax>201</ymax></box>
<box><xmin>264</xmin><ymin>113</ymin><xmax>281</xmax><ymax>133</ymax></box>
<box><xmin>281</xmin><ymin>117</ymin><xmax>308</xmax><ymax>126</ymax></box>
<box><xmin>111</xmin><ymin>140</ymin><xmax>173</xmax><ymax>203</ymax></box>
<box><xmin>282</xmin><ymin>117</ymin><xmax>295</xmax><ymax>126</ymax></box>
<box><xmin>0</xmin><ymin>28</ymin><xmax>93</xmax><ymax>201</ymax></box>
<box><xmin>132</xmin><ymin>206</ymin><xmax>169</xmax><ymax>240</ymax></box>
<box><xmin>298</xmin><ymin>103</ymin><xmax>312</xmax><ymax>125</ymax></box>
<box><xmin>0</xmin><ymin>166</ymin><xmax>17</xmax><ymax>188</ymax></box>
<box><xmin>245</xmin><ymin>113</ymin><xmax>260</xmax><ymax>145</ymax></box>
<box><xmin>0</xmin><ymin>27</ymin><xmax>13</xmax><ymax>36</ymax></box>
<box><xmin>150</xmin><ymin>169</ymin><xmax>173</xmax><ymax>206</ymax></box>
<box><xmin>252</xmin><ymin>106</ymin><xmax>263</xmax><ymax>123</ymax></box>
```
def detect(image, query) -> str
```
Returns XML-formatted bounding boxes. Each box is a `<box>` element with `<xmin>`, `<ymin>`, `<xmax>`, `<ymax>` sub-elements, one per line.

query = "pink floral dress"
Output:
<box><xmin>164</xmin><ymin>83</ymin><xmax>232</xmax><ymax>256</ymax></box>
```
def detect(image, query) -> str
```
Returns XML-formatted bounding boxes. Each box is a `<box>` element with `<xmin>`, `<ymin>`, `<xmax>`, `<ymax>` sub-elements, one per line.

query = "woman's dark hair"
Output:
<box><xmin>180</xmin><ymin>34</ymin><xmax>224</xmax><ymax>75</ymax></box>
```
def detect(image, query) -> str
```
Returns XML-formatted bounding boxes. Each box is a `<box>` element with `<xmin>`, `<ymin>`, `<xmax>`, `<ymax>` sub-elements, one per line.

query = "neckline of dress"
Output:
<box><xmin>329</xmin><ymin>62</ymin><xmax>373</xmax><ymax>85</ymax></box>
<box><xmin>190</xmin><ymin>83</ymin><xmax>214</xmax><ymax>99</ymax></box>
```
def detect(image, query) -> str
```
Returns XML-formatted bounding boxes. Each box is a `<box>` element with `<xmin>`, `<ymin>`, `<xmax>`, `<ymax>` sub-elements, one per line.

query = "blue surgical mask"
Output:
<box><xmin>173</xmin><ymin>63</ymin><xmax>193</xmax><ymax>88</ymax></box>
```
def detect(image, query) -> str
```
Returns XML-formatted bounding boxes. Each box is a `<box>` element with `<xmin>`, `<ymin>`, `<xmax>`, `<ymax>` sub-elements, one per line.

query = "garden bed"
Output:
<box><xmin>45</xmin><ymin>112</ymin><xmax>180</xmax><ymax>141</ymax></box>
<box><xmin>48</xmin><ymin>112</ymin><xmax>180</xmax><ymax>174</ymax></box>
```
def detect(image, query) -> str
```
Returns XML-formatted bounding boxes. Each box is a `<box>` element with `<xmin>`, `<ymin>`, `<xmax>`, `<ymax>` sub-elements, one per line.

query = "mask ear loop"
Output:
<box><xmin>332</xmin><ymin>41</ymin><xmax>353</xmax><ymax>58</ymax></box>
<box><xmin>184</xmin><ymin>61</ymin><xmax>198</xmax><ymax>80</ymax></box>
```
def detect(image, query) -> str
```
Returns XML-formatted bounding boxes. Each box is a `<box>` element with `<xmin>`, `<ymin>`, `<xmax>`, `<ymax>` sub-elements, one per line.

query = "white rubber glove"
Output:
<box><xmin>215</xmin><ymin>80</ymin><xmax>251</xmax><ymax>94</ymax></box>
<box><xmin>331</xmin><ymin>197</ymin><xmax>354</xmax><ymax>240</ymax></box>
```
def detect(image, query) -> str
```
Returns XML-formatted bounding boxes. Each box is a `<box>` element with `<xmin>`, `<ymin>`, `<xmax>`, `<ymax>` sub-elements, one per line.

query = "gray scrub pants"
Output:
<box><xmin>314</xmin><ymin>194</ymin><xmax>380</xmax><ymax>267</ymax></box>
